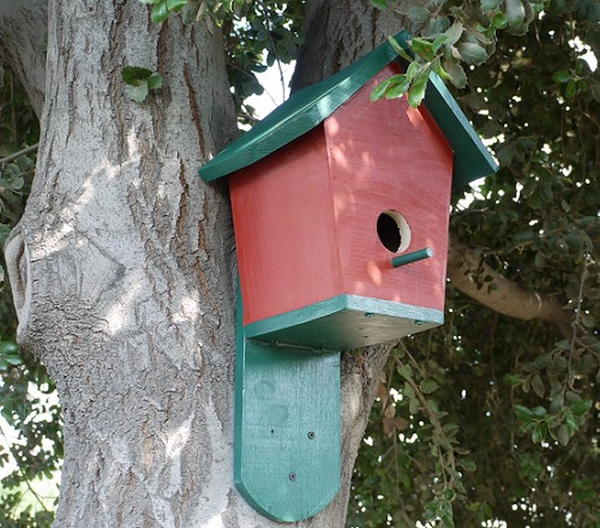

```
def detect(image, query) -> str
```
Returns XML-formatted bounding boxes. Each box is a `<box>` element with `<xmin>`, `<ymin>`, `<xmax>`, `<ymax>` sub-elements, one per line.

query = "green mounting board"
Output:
<box><xmin>235</xmin><ymin>291</ymin><xmax>341</xmax><ymax>522</ymax></box>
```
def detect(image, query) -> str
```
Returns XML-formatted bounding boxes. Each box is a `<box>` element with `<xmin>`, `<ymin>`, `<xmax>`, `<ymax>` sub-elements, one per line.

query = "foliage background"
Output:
<box><xmin>0</xmin><ymin>0</ymin><xmax>599</xmax><ymax>526</ymax></box>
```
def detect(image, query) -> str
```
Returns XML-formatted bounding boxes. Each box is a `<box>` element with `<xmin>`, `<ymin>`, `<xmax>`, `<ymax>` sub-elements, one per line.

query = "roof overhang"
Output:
<box><xmin>199</xmin><ymin>31</ymin><xmax>498</xmax><ymax>189</ymax></box>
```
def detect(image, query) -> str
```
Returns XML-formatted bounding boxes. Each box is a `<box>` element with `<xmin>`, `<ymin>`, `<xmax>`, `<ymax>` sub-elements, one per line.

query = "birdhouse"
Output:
<box><xmin>199</xmin><ymin>31</ymin><xmax>497</xmax><ymax>523</ymax></box>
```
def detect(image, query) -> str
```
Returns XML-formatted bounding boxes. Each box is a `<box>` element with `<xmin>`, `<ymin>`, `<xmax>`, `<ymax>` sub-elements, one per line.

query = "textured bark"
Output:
<box><xmin>0</xmin><ymin>0</ymin><xmax>47</xmax><ymax>116</ymax></box>
<box><xmin>2</xmin><ymin>1</ymin><xmax>404</xmax><ymax>527</ymax></box>
<box><xmin>7</xmin><ymin>1</ymin><xmax>245</xmax><ymax>526</ymax></box>
<box><xmin>291</xmin><ymin>0</ymin><xmax>403</xmax><ymax>92</ymax></box>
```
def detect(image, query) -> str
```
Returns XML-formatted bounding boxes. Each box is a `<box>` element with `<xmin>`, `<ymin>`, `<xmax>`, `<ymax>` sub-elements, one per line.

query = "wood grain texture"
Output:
<box><xmin>235</xmin><ymin>290</ymin><xmax>341</xmax><ymax>522</ymax></box>
<box><xmin>235</xmin><ymin>340</ymin><xmax>341</xmax><ymax>521</ymax></box>
<box><xmin>229</xmin><ymin>125</ymin><xmax>341</xmax><ymax>326</ymax></box>
<box><xmin>325</xmin><ymin>64</ymin><xmax>454</xmax><ymax>312</ymax></box>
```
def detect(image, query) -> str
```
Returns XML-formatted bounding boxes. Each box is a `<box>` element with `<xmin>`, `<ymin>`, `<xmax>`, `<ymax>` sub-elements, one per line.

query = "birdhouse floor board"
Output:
<box><xmin>235</xmin><ymin>292</ymin><xmax>341</xmax><ymax>522</ymax></box>
<box><xmin>244</xmin><ymin>294</ymin><xmax>443</xmax><ymax>350</ymax></box>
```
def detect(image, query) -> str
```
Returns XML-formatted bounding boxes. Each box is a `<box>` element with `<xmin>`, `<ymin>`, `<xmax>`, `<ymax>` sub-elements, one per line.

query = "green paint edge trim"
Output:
<box><xmin>244</xmin><ymin>294</ymin><xmax>444</xmax><ymax>341</ymax></box>
<box><xmin>425</xmin><ymin>73</ymin><xmax>499</xmax><ymax>188</ymax></box>
<box><xmin>234</xmin><ymin>288</ymin><xmax>342</xmax><ymax>522</ymax></box>
<box><xmin>198</xmin><ymin>31</ymin><xmax>498</xmax><ymax>188</ymax></box>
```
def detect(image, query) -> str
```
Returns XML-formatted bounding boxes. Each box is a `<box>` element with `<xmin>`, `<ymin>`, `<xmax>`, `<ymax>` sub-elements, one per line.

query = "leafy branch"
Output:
<box><xmin>393</xmin><ymin>343</ymin><xmax>477</xmax><ymax>528</ymax></box>
<box><xmin>371</xmin><ymin>0</ymin><xmax>550</xmax><ymax>107</ymax></box>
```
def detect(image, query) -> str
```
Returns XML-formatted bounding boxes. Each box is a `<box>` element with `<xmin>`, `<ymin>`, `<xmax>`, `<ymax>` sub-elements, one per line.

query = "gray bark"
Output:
<box><xmin>2</xmin><ymin>1</ymin><xmax>403</xmax><ymax>526</ymax></box>
<box><xmin>290</xmin><ymin>0</ymin><xmax>403</xmax><ymax>92</ymax></box>
<box><xmin>0</xmin><ymin>0</ymin><xmax>48</xmax><ymax>116</ymax></box>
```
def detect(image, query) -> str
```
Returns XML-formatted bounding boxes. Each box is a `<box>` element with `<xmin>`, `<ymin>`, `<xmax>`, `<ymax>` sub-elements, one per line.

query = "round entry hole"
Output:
<box><xmin>376</xmin><ymin>210</ymin><xmax>411</xmax><ymax>253</ymax></box>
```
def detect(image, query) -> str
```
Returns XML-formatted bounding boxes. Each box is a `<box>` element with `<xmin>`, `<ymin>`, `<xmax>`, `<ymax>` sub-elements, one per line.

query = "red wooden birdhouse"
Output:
<box><xmin>199</xmin><ymin>32</ymin><xmax>498</xmax><ymax>523</ymax></box>
<box><xmin>200</xmin><ymin>33</ymin><xmax>497</xmax><ymax>351</ymax></box>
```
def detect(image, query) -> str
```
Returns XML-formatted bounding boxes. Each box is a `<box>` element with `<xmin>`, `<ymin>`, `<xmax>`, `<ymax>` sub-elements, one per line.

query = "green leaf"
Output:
<box><xmin>4</xmin><ymin>354</ymin><xmax>22</xmax><ymax>366</ymax></box>
<box><xmin>370</xmin><ymin>78</ymin><xmax>393</xmax><ymax>101</ymax></box>
<box><xmin>398</xmin><ymin>364</ymin><xmax>413</xmax><ymax>379</ymax></box>
<box><xmin>122</xmin><ymin>66</ymin><xmax>154</xmax><ymax>85</ymax></box>
<box><xmin>384</xmin><ymin>76</ymin><xmax>410</xmax><ymax>99</ymax></box>
<box><xmin>565</xmin><ymin>79</ymin><xmax>578</xmax><ymax>99</ymax></box>
<box><xmin>408</xmin><ymin>67</ymin><xmax>430</xmax><ymax>107</ymax></box>
<box><xmin>460</xmin><ymin>459</ymin><xmax>477</xmax><ymax>472</ymax></box>
<box><xmin>126</xmin><ymin>81</ymin><xmax>149</xmax><ymax>103</ymax></box>
<box><xmin>444</xmin><ymin>59</ymin><xmax>467</xmax><ymax>88</ymax></box>
<box><xmin>557</xmin><ymin>424</ymin><xmax>570</xmax><ymax>446</ymax></box>
<box><xmin>147</xmin><ymin>72</ymin><xmax>163</xmax><ymax>90</ymax></box>
<box><xmin>505</xmin><ymin>0</ymin><xmax>526</xmax><ymax>28</ymax></box>
<box><xmin>411</xmin><ymin>38</ymin><xmax>435</xmax><ymax>61</ymax></box>
<box><xmin>531</xmin><ymin>374</ymin><xmax>545</xmax><ymax>397</ymax></box>
<box><xmin>0</xmin><ymin>341</ymin><xmax>18</xmax><ymax>354</ymax></box>
<box><xmin>407</xmin><ymin>6</ymin><xmax>430</xmax><ymax>26</ymax></box>
<box><xmin>553</xmin><ymin>70</ymin><xmax>571</xmax><ymax>83</ymax></box>
<box><xmin>167</xmin><ymin>0</ymin><xmax>187</xmax><ymax>10</ymax></box>
<box><xmin>515</xmin><ymin>404</ymin><xmax>534</xmax><ymax>422</ymax></box>
<box><xmin>481</xmin><ymin>0</ymin><xmax>503</xmax><ymax>11</ymax></box>
<box><xmin>491</xmin><ymin>12</ymin><xmax>508</xmax><ymax>28</ymax></box>
<box><xmin>371</xmin><ymin>0</ymin><xmax>389</xmax><ymax>9</ymax></box>
<box><xmin>571</xmin><ymin>399</ymin><xmax>592</xmax><ymax>417</ymax></box>
<box><xmin>409</xmin><ymin>395</ymin><xmax>420</xmax><ymax>414</ymax></box>
<box><xmin>444</xmin><ymin>21</ymin><xmax>464</xmax><ymax>47</ymax></box>
<box><xmin>431</xmin><ymin>58</ymin><xmax>451</xmax><ymax>81</ymax></box>
<box><xmin>421</xmin><ymin>379</ymin><xmax>440</xmax><ymax>394</ymax></box>
<box><xmin>531</xmin><ymin>406</ymin><xmax>546</xmax><ymax>417</ymax></box>
<box><xmin>122</xmin><ymin>67</ymin><xmax>162</xmax><ymax>102</ymax></box>
<box><xmin>531</xmin><ymin>424</ymin><xmax>545</xmax><ymax>443</ymax></box>
<box><xmin>151</xmin><ymin>1</ymin><xmax>170</xmax><ymax>23</ymax></box>
<box><xmin>387</xmin><ymin>36</ymin><xmax>413</xmax><ymax>62</ymax></box>
<box><xmin>456</xmin><ymin>41</ymin><xmax>488</xmax><ymax>65</ymax></box>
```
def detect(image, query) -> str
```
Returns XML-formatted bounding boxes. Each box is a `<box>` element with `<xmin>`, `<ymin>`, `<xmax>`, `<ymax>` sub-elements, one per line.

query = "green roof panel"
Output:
<box><xmin>199</xmin><ymin>31</ymin><xmax>498</xmax><ymax>188</ymax></box>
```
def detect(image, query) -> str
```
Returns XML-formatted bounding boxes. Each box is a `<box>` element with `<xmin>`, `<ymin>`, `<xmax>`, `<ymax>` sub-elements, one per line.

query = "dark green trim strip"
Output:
<box><xmin>244</xmin><ymin>294</ymin><xmax>444</xmax><ymax>340</ymax></box>
<box><xmin>425</xmin><ymin>73</ymin><xmax>499</xmax><ymax>188</ymax></box>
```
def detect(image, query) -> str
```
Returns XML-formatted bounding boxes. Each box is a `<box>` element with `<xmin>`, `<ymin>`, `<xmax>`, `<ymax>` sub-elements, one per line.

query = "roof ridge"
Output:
<box><xmin>199</xmin><ymin>30</ymin><xmax>498</xmax><ymax>188</ymax></box>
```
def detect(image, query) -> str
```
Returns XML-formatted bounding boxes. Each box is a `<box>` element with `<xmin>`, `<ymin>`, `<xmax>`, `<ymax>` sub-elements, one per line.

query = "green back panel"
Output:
<box><xmin>199</xmin><ymin>31</ymin><xmax>498</xmax><ymax>188</ymax></box>
<box><xmin>235</xmin><ymin>291</ymin><xmax>341</xmax><ymax>522</ymax></box>
<box><xmin>244</xmin><ymin>294</ymin><xmax>444</xmax><ymax>350</ymax></box>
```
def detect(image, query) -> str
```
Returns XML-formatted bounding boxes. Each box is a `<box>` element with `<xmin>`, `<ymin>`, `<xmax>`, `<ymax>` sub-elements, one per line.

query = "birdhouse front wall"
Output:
<box><xmin>324</xmin><ymin>64</ymin><xmax>454</xmax><ymax>313</ymax></box>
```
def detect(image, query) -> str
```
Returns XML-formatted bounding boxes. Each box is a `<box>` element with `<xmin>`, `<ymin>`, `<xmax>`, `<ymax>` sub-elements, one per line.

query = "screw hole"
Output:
<box><xmin>307</xmin><ymin>431</ymin><xmax>315</xmax><ymax>439</ymax></box>
<box><xmin>289</xmin><ymin>472</ymin><xmax>296</xmax><ymax>481</ymax></box>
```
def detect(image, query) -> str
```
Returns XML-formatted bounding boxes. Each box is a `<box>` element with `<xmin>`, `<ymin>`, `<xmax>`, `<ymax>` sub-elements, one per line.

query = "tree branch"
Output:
<box><xmin>447</xmin><ymin>236</ymin><xmax>570</xmax><ymax>336</ymax></box>
<box><xmin>0</xmin><ymin>0</ymin><xmax>48</xmax><ymax>117</ymax></box>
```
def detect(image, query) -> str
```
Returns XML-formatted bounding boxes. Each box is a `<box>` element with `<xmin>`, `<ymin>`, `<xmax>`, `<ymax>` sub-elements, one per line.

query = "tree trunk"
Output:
<box><xmin>2</xmin><ymin>1</ymin><xmax>403</xmax><ymax>526</ymax></box>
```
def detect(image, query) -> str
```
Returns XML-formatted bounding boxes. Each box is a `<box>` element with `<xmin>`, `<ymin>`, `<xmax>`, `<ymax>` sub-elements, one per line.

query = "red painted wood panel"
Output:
<box><xmin>229</xmin><ymin>125</ymin><xmax>342</xmax><ymax>326</ymax></box>
<box><xmin>324</xmin><ymin>64</ymin><xmax>453</xmax><ymax>311</ymax></box>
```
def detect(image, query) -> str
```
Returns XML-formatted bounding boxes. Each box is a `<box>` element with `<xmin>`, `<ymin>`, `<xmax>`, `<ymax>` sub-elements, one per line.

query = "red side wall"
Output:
<box><xmin>229</xmin><ymin>126</ymin><xmax>341</xmax><ymax>326</ymax></box>
<box><xmin>324</xmin><ymin>64</ymin><xmax>453</xmax><ymax>311</ymax></box>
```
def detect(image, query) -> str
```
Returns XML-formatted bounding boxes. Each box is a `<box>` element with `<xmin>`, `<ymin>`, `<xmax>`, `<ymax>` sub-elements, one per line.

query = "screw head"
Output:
<box><xmin>288</xmin><ymin>472</ymin><xmax>297</xmax><ymax>481</ymax></box>
<box><xmin>307</xmin><ymin>431</ymin><xmax>315</xmax><ymax>439</ymax></box>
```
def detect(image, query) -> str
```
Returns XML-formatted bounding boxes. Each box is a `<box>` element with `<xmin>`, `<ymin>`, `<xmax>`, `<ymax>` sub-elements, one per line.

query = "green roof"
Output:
<box><xmin>199</xmin><ymin>31</ymin><xmax>498</xmax><ymax>189</ymax></box>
